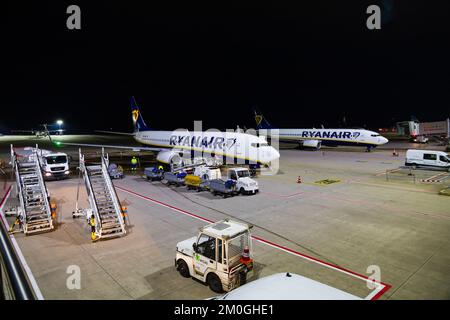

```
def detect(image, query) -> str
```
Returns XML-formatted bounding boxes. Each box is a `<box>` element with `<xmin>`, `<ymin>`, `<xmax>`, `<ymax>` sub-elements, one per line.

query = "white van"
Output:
<box><xmin>211</xmin><ymin>272</ymin><xmax>361</xmax><ymax>300</ymax></box>
<box><xmin>405</xmin><ymin>149</ymin><xmax>450</xmax><ymax>171</ymax></box>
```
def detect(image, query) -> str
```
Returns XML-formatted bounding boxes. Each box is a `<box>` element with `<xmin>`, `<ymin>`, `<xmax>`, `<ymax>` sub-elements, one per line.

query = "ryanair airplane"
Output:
<box><xmin>57</xmin><ymin>97</ymin><xmax>280</xmax><ymax>167</ymax></box>
<box><xmin>255</xmin><ymin>109</ymin><xmax>388</xmax><ymax>151</ymax></box>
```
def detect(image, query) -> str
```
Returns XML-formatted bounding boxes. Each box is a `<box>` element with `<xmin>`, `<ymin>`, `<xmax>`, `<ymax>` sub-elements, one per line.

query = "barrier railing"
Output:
<box><xmin>0</xmin><ymin>217</ymin><xmax>36</xmax><ymax>300</ymax></box>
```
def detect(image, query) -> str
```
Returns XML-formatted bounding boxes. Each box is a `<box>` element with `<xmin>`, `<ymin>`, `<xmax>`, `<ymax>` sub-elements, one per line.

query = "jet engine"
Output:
<box><xmin>156</xmin><ymin>150</ymin><xmax>183</xmax><ymax>165</ymax></box>
<box><xmin>302</xmin><ymin>140</ymin><xmax>322</xmax><ymax>150</ymax></box>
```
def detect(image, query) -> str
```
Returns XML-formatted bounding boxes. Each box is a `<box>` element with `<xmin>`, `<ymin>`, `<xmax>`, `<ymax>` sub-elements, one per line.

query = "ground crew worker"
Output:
<box><xmin>158</xmin><ymin>165</ymin><xmax>164</xmax><ymax>172</ymax></box>
<box><xmin>131</xmin><ymin>156</ymin><xmax>138</xmax><ymax>172</ymax></box>
<box><xmin>121</xmin><ymin>206</ymin><xmax>128</xmax><ymax>225</ymax></box>
<box><xmin>51</xmin><ymin>202</ymin><xmax>57</xmax><ymax>220</ymax></box>
<box><xmin>9</xmin><ymin>216</ymin><xmax>22</xmax><ymax>233</ymax></box>
<box><xmin>89</xmin><ymin>214</ymin><xmax>96</xmax><ymax>241</ymax></box>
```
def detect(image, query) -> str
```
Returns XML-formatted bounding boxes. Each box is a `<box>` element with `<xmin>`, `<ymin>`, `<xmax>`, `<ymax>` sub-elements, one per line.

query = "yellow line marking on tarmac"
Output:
<box><xmin>314</xmin><ymin>179</ymin><xmax>341</xmax><ymax>186</ymax></box>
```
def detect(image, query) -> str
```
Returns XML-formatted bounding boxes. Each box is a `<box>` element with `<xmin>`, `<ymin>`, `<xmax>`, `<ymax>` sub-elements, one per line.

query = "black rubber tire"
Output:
<box><xmin>177</xmin><ymin>260</ymin><xmax>190</xmax><ymax>278</ymax></box>
<box><xmin>207</xmin><ymin>273</ymin><xmax>223</xmax><ymax>293</ymax></box>
<box><xmin>240</xmin><ymin>188</ymin><xmax>245</xmax><ymax>195</ymax></box>
<box><xmin>239</xmin><ymin>271</ymin><xmax>247</xmax><ymax>286</ymax></box>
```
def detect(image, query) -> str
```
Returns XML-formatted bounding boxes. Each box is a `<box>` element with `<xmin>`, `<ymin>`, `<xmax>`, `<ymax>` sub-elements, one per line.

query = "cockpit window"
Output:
<box><xmin>371</xmin><ymin>134</ymin><xmax>380</xmax><ymax>137</ymax></box>
<box><xmin>251</xmin><ymin>143</ymin><xmax>269</xmax><ymax>148</ymax></box>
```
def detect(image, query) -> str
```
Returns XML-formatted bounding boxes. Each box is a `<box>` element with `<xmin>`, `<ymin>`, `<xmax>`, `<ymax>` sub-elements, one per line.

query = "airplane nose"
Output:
<box><xmin>381</xmin><ymin>137</ymin><xmax>389</xmax><ymax>145</ymax></box>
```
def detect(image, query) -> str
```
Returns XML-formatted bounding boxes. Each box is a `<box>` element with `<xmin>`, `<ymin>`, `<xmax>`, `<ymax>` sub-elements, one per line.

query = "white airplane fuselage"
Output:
<box><xmin>259</xmin><ymin>128</ymin><xmax>388</xmax><ymax>149</ymax></box>
<box><xmin>134</xmin><ymin>130</ymin><xmax>280</xmax><ymax>165</ymax></box>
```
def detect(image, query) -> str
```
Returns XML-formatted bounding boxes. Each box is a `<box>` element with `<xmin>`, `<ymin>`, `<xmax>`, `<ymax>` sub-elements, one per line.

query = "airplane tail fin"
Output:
<box><xmin>131</xmin><ymin>96</ymin><xmax>151</xmax><ymax>132</ymax></box>
<box><xmin>253</xmin><ymin>106</ymin><xmax>273</xmax><ymax>130</ymax></box>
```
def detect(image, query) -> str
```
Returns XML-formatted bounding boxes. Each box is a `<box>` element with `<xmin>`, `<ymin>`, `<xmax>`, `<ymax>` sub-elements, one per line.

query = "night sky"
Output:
<box><xmin>3</xmin><ymin>1</ymin><xmax>450</xmax><ymax>133</ymax></box>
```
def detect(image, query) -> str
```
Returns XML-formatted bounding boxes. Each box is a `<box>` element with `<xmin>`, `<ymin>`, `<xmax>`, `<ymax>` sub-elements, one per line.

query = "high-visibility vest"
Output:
<box><xmin>131</xmin><ymin>158</ymin><xmax>138</xmax><ymax>165</ymax></box>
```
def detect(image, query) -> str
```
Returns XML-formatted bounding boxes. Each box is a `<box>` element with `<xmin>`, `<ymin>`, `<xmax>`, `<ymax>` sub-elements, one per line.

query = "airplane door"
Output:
<box><xmin>193</xmin><ymin>234</ymin><xmax>217</xmax><ymax>275</ymax></box>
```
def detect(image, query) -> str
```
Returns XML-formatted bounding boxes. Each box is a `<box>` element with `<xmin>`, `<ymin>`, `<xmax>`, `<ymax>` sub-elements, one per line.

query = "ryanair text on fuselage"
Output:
<box><xmin>169</xmin><ymin>135</ymin><xmax>237</xmax><ymax>150</ymax></box>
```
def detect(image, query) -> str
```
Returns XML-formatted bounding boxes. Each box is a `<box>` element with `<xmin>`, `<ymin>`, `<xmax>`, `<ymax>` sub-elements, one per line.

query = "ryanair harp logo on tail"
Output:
<box><xmin>255</xmin><ymin>115</ymin><xmax>263</xmax><ymax>126</ymax></box>
<box><xmin>132</xmin><ymin>110</ymin><xmax>139</xmax><ymax>124</ymax></box>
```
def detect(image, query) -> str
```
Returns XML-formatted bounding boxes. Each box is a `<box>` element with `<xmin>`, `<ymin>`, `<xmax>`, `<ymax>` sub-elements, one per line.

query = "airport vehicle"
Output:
<box><xmin>144</xmin><ymin>167</ymin><xmax>164</xmax><ymax>181</ymax></box>
<box><xmin>175</xmin><ymin>219</ymin><xmax>254</xmax><ymax>293</ymax></box>
<box><xmin>254</xmin><ymin>109</ymin><xmax>388</xmax><ymax>151</ymax></box>
<box><xmin>209</xmin><ymin>179</ymin><xmax>238</xmax><ymax>198</ymax></box>
<box><xmin>10</xmin><ymin>145</ymin><xmax>54</xmax><ymax>234</ymax></box>
<box><xmin>412</xmin><ymin>136</ymin><xmax>429</xmax><ymax>143</ymax></box>
<box><xmin>405</xmin><ymin>149</ymin><xmax>450</xmax><ymax>171</ymax></box>
<box><xmin>107</xmin><ymin>163</ymin><xmax>124</xmax><ymax>179</ymax></box>
<box><xmin>211</xmin><ymin>272</ymin><xmax>361</xmax><ymax>300</ymax></box>
<box><xmin>184</xmin><ymin>165</ymin><xmax>222</xmax><ymax>191</ymax></box>
<box><xmin>12</xmin><ymin>146</ymin><xmax>70</xmax><ymax>180</ymax></box>
<box><xmin>55</xmin><ymin>97</ymin><xmax>280</xmax><ymax>169</ymax></box>
<box><xmin>40</xmin><ymin>151</ymin><xmax>70</xmax><ymax>180</ymax></box>
<box><xmin>227</xmin><ymin>167</ymin><xmax>258</xmax><ymax>195</ymax></box>
<box><xmin>78</xmin><ymin>149</ymin><xmax>127</xmax><ymax>240</ymax></box>
<box><xmin>193</xmin><ymin>165</ymin><xmax>222</xmax><ymax>180</ymax></box>
<box><xmin>164</xmin><ymin>171</ymin><xmax>187</xmax><ymax>186</ymax></box>
<box><xmin>185</xmin><ymin>175</ymin><xmax>209</xmax><ymax>191</ymax></box>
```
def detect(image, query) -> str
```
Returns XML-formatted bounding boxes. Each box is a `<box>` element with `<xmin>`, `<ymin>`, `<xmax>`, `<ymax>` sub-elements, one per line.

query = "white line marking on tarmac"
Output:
<box><xmin>0</xmin><ymin>186</ymin><xmax>45</xmax><ymax>300</ymax></box>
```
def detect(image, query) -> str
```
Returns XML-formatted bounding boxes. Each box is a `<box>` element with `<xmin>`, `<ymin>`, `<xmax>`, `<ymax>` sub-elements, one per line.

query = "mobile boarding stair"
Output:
<box><xmin>10</xmin><ymin>145</ymin><xmax>54</xmax><ymax>234</ymax></box>
<box><xmin>79</xmin><ymin>149</ymin><xmax>126</xmax><ymax>240</ymax></box>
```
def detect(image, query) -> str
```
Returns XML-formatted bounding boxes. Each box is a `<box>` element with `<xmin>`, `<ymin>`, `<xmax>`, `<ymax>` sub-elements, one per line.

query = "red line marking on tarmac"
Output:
<box><xmin>425</xmin><ymin>172</ymin><xmax>448</xmax><ymax>181</ymax></box>
<box><xmin>116</xmin><ymin>186</ymin><xmax>214</xmax><ymax>224</ymax></box>
<box><xmin>0</xmin><ymin>185</ymin><xmax>12</xmax><ymax>211</ymax></box>
<box><xmin>116</xmin><ymin>185</ymin><xmax>391</xmax><ymax>300</ymax></box>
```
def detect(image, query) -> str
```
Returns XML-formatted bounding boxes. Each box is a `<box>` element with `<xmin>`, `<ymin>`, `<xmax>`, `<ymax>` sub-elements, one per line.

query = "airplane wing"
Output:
<box><xmin>53</xmin><ymin>141</ymin><xmax>166</xmax><ymax>152</ymax></box>
<box><xmin>95</xmin><ymin>130</ymin><xmax>136</xmax><ymax>136</ymax></box>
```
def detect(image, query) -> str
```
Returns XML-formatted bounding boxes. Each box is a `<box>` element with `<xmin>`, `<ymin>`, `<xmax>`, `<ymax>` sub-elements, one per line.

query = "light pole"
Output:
<box><xmin>56</xmin><ymin>120</ymin><xmax>63</xmax><ymax>135</ymax></box>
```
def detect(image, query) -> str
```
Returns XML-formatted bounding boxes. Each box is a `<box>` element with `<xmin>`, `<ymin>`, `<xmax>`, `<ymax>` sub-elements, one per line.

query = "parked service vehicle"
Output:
<box><xmin>405</xmin><ymin>149</ymin><xmax>450</xmax><ymax>171</ymax></box>
<box><xmin>209</xmin><ymin>179</ymin><xmax>238</xmax><ymax>198</ymax></box>
<box><xmin>193</xmin><ymin>166</ymin><xmax>222</xmax><ymax>180</ymax></box>
<box><xmin>108</xmin><ymin>163</ymin><xmax>124</xmax><ymax>179</ymax></box>
<box><xmin>175</xmin><ymin>219</ymin><xmax>254</xmax><ymax>293</ymax></box>
<box><xmin>211</xmin><ymin>272</ymin><xmax>361</xmax><ymax>300</ymax></box>
<box><xmin>185</xmin><ymin>175</ymin><xmax>209</xmax><ymax>191</ymax></box>
<box><xmin>40</xmin><ymin>151</ymin><xmax>70</xmax><ymax>180</ymax></box>
<box><xmin>12</xmin><ymin>147</ymin><xmax>70</xmax><ymax>180</ymax></box>
<box><xmin>411</xmin><ymin>136</ymin><xmax>429</xmax><ymax>144</ymax></box>
<box><xmin>164</xmin><ymin>171</ymin><xmax>187</xmax><ymax>186</ymax></box>
<box><xmin>227</xmin><ymin>168</ymin><xmax>259</xmax><ymax>195</ymax></box>
<box><xmin>144</xmin><ymin>167</ymin><xmax>164</xmax><ymax>181</ymax></box>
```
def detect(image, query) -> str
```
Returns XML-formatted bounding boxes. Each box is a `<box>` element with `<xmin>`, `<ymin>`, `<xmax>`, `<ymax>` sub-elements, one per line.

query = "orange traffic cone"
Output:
<box><xmin>297</xmin><ymin>176</ymin><xmax>303</xmax><ymax>183</ymax></box>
